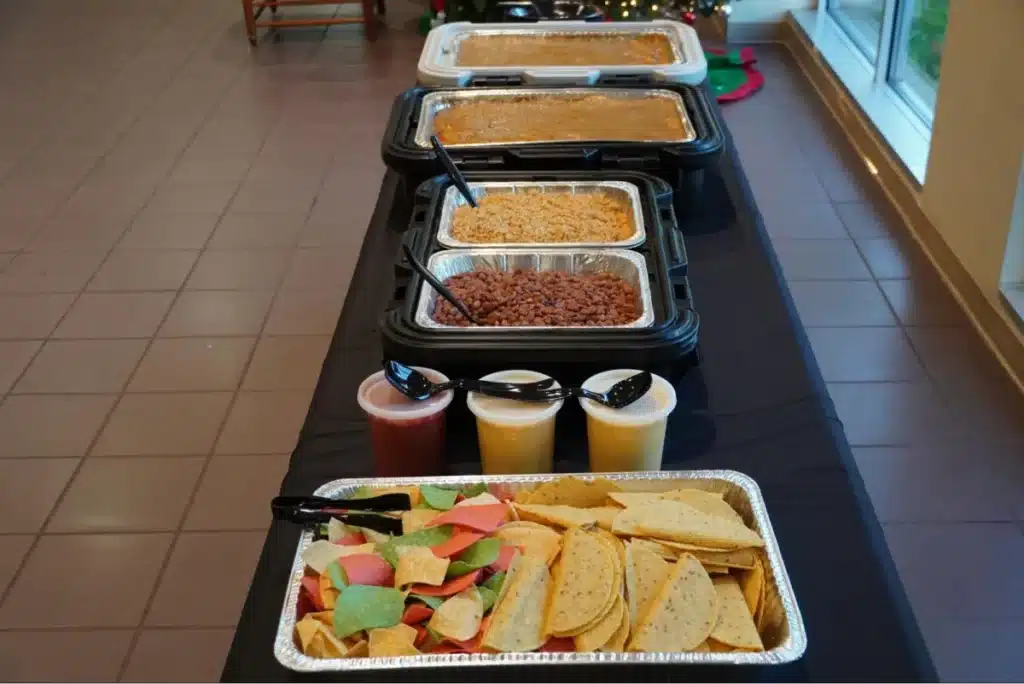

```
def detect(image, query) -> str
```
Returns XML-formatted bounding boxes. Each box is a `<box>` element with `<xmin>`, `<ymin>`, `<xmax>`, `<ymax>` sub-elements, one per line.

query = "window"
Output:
<box><xmin>824</xmin><ymin>0</ymin><xmax>948</xmax><ymax>124</ymax></box>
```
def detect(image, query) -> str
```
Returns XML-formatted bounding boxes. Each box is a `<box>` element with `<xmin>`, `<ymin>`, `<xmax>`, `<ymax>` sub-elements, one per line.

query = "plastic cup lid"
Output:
<box><xmin>357</xmin><ymin>368</ymin><xmax>454</xmax><ymax>422</ymax></box>
<box><xmin>466</xmin><ymin>369</ymin><xmax>563</xmax><ymax>425</ymax></box>
<box><xmin>579</xmin><ymin>369</ymin><xmax>676</xmax><ymax>426</ymax></box>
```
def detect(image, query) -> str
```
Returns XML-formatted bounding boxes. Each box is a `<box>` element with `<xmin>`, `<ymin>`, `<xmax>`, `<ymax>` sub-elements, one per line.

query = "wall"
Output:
<box><xmin>922</xmin><ymin>0</ymin><xmax>1024</xmax><ymax>300</ymax></box>
<box><xmin>729</xmin><ymin>0</ymin><xmax>816</xmax><ymax>27</ymax></box>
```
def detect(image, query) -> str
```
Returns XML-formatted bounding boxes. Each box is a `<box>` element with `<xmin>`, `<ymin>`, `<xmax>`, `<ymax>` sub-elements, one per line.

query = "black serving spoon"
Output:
<box><xmin>473</xmin><ymin>371</ymin><xmax>654</xmax><ymax>410</ymax></box>
<box><xmin>430</xmin><ymin>135</ymin><xmax>477</xmax><ymax>208</ymax></box>
<box><xmin>402</xmin><ymin>244</ymin><xmax>481</xmax><ymax>325</ymax></box>
<box><xmin>384</xmin><ymin>360</ymin><xmax>555</xmax><ymax>401</ymax></box>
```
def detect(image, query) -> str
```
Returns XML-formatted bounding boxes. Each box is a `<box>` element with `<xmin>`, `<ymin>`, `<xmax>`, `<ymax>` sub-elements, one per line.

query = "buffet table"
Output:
<box><xmin>221</xmin><ymin>129</ymin><xmax>936</xmax><ymax>681</ymax></box>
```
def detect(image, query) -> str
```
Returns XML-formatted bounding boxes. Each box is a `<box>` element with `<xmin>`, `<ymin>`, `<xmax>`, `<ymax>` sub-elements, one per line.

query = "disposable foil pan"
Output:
<box><xmin>413</xmin><ymin>248</ymin><xmax>655</xmax><ymax>330</ymax></box>
<box><xmin>273</xmin><ymin>470</ymin><xmax>808</xmax><ymax>672</ymax></box>
<box><xmin>436</xmin><ymin>181</ymin><xmax>645</xmax><ymax>249</ymax></box>
<box><xmin>414</xmin><ymin>88</ymin><xmax>696</xmax><ymax>149</ymax></box>
<box><xmin>417</xmin><ymin>21</ymin><xmax>708</xmax><ymax>86</ymax></box>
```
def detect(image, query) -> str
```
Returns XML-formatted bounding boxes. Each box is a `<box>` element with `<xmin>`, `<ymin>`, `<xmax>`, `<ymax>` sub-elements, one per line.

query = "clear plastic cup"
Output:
<box><xmin>466</xmin><ymin>370</ymin><xmax>563</xmax><ymax>474</ymax></box>
<box><xmin>357</xmin><ymin>368</ymin><xmax>454</xmax><ymax>477</ymax></box>
<box><xmin>579</xmin><ymin>369</ymin><xmax>677</xmax><ymax>472</ymax></box>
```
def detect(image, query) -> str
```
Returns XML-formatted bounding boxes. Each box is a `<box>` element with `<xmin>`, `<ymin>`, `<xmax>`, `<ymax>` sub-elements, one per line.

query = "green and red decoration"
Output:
<box><xmin>704</xmin><ymin>47</ymin><xmax>763</xmax><ymax>103</ymax></box>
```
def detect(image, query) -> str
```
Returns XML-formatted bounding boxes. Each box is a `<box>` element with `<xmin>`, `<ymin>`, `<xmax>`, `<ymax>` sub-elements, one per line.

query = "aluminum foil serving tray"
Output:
<box><xmin>413</xmin><ymin>248</ymin><xmax>655</xmax><ymax>330</ymax></box>
<box><xmin>273</xmin><ymin>470</ymin><xmax>807</xmax><ymax>672</ymax></box>
<box><xmin>417</xmin><ymin>20</ymin><xmax>708</xmax><ymax>87</ymax></box>
<box><xmin>436</xmin><ymin>180</ymin><xmax>645</xmax><ymax>249</ymax></box>
<box><xmin>414</xmin><ymin>87</ymin><xmax>697</xmax><ymax>149</ymax></box>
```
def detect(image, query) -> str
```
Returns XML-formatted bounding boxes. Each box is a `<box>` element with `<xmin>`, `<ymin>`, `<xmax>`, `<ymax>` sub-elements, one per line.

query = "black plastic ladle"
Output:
<box><xmin>472</xmin><ymin>371</ymin><xmax>654</xmax><ymax>410</ymax></box>
<box><xmin>430</xmin><ymin>135</ymin><xmax>477</xmax><ymax>208</ymax></box>
<box><xmin>384</xmin><ymin>360</ymin><xmax>555</xmax><ymax>401</ymax></box>
<box><xmin>402</xmin><ymin>244</ymin><xmax>481</xmax><ymax>325</ymax></box>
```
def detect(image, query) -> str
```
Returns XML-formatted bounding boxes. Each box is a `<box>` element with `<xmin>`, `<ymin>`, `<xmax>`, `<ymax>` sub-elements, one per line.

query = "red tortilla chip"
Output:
<box><xmin>431</xmin><ymin>529</ymin><xmax>485</xmax><ymax>558</ymax></box>
<box><xmin>488</xmin><ymin>545</ymin><xmax>519</xmax><ymax>573</ymax></box>
<box><xmin>301</xmin><ymin>576</ymin><xmax>325</xmax><ymax>613</ymax></box>
<box><xmin>401</xmin><ymin>603</ymin><xmax>434</xmax><ymax>625</ymax></box>
<box><xmin>426</xmin><ymin>504</ymin><xmax>509</xmax><ymax>533</ymax></box>
<box><xmin>413</xmin><ymin>624</ymin><xmax>428</xmax><ymax>647</ymax></box>
<box><xmin>336</xmin><ymin>554</ymin><xmax>395</xmax><ymax>587</ymax></box>
<box><xmin>410</xmin><ymin>569</ymin><xmax>483</xmax><ymax>596</ymax></box>
<box><xmin>540</xmin><ymin>637</ymin><xmax>576</xmax><ymax>652</ymax></box>
<box><xmin>333</xmin><ymin>532</ymin><xmax>366</xmax><ymax>546</ymax></box>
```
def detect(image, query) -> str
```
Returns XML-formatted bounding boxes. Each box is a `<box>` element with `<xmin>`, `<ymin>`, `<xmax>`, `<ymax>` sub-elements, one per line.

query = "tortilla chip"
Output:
<box><xmin>515</xmin><ymin>504</ymin><xmax>615</xmax><ymax>530</ymax></box>
<box><xmin>319</xmin><ymin>570</ymin><xmax>340</xmax><ymax>610</ymax></box>
<box><xmin>360</xmin><ymin>528</ymin><xmax>392</xmax><ymax>545</ymax></box>
<box><xmin>629</xmin><ymin>537</ymin><xmax>678</xmax><ymax>560</ymax></box>
<box><xmin>710</xmin><ymin>576</ymin><xmax>764</xmax><ymax>651</ymax></box>
<box><xmin>612</xmin><ymin>500</ymin><xmax>764</xmax><ymax>550</ymax></box>
<box><xmin>546</xmin><ymin>527</ymin><xmax>616</xmax><ymax>637</ymax></box>
<box><xmin>374</xmin><ymin>486</ymin><xmax>422</xmax><ymax>508</ymax></box>
<box><xmin>426</xmin><ymin>504</ymin><xmax>509</xmax><ymax>533</ymax></box>
<box><xmin>428</xmin><ymin>586</ymin><xmax>483</xmax><ymax>642</ymax></box>
<box><xmin>628</xmin><ymin>553</ymin><xmax>719</xmax><ymax>653</ymax></box>
<box><xmin>368</xmin><ymin>623</ymin><xmax>421</xmax><ymax>657</ymax></box>
<box><xmin>482</xmin><ymin>554</ymin><xmax>550</xmax><ymax>652</ymax></box>
<box><xmin>335</xmin><ymin>554</ymin><xmax>395</xmax><ymax>587</ymax></box>
<box><xmin>707</xmin><ymin>638</ymin><xmax>734</xmax><ymax>652</ymax></box>
<box><xmin>690</xmin><ymin>548</ymin><xmax>756</xmax><ymax>570</ymax></box>
<box><xmin>402</xmin><ymin>509</ymin><xmax>440</xmax><ymax>535</ymax></box>
<box><xmin>607</xmin><ymin>492</ymin><xmax>659</xmax><ymax>508</ymax></box>
<box><xmin>457</xmin><ymin>492</ymin><xmax>502</xmax><ymax>507</ymax></box>
<box><xmin>394</xmin><ymin>546</ymin><xmax>449</xmax><ymax>588</ymax></box>
<box><xmin>574</xmin><ymin>594</ymin><xmax>625</xmax><ymax>652</ymax></box>
<box><xmin>738</xmin><ymin>554</ymin><xmax>764</xmax><ymax>617</ymax></box>
<box><xmin>346</xmin><ymin>639</ymin><xmax>369</xmax><ymax>658</ymax></box>
<box><xmin>514</xmin><ymin>476</ymin><xmax>622</xmax><ymax>508</ymax></box>
<box><xmin>327</xmin><ymin>518</ymin><xmax>364</xmax><ymax>544</ymax></box>
<box><xmin>704</xmin><ymin>564</ymin><xmax>731</xmax><ymax>575</ymax></box>
<box><xmin>693</xmin><ymin>640</ymin><xmax>711</xmax><ymax>652</ymax></box>
<box><xmin>296</xmin><ymin>616</ymin><xmax>347</xmax><ymax>658</ymax></box>
<box><xmin>624</xmin><ymin>541</ymin><xmax>672</xmax><ymax>631</ymax></box>
<box><xmin>410</xmin><ymin>568</ymin><xmax>482</xmax><ymax>597</ymax></box>
<box><xmin>401</xmin><ymin>603</ymin><xmax>434</xmax><ymax>625</ymax></box>
<box><xmin>430</xmin><ymin>530</ymin><xmax>485</xmax><ymax>558</ymax></box>
<box><xmin>302</xmin><ymin>539</ymin><xmax>359</xmax><ymax>574</ymax></box>
<box><xmin>598</xmin><ymin>598</ymin><xmax>630</xmax><ymax>652</ymax></box>
<box><xmin>660</xmin><ymin>489</ymin><xmax>743</xmax><ymax>523</ymax></box>
<box><xmin>494</xmin><ymin>522</ymin><xmax>562</xmax><ymax>566</ymax></box>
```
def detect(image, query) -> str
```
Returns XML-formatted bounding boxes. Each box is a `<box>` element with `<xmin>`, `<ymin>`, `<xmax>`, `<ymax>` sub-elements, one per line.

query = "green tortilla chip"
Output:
<box><xmin>378</xmin><ymin>525</ymin><xmax>454</xmax><ymax>568</ymax></box>
<box><xmin>332</xmin><ymin>585</ymin><xmax>405</xmax><ymax>639</ymax></box>
<box><xmin>327</xmin><ymin>560</ymin><xmax>347</xmax><ymax>589</ymax></box>
<box><xmin>410</xmin><ymin>593</ymin><xmax>445</xmax><ymax>610</ymax></box>
<box><xmin>446</xmin><ymin>538</ymin><xmax>501</xmax><ymax>577</ymax></box>
<box><xmin>421</xmin><ymin>485</ymin><xmax>459</xmax><ymax>511</ymax></box>
<box><xmin>479</xmin><ymin>585</ymin><xmax>497</xmax><ymax>613</ymax></box>
<box><xmin>461</xmin><ymin>482</ymin><xmax>489</xmax><ymax>499</ymax></box>
<box><xmin>482</xmin><ymin>570</ymin><xmax>506</xmax><ymax>595</ymax></box>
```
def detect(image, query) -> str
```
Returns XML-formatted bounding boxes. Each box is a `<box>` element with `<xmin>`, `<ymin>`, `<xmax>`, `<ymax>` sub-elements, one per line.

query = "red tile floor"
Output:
<box><xmin>0</xmin><ymin>1</ymin><xmax>1021</xmax><ymax>680</ymax></box>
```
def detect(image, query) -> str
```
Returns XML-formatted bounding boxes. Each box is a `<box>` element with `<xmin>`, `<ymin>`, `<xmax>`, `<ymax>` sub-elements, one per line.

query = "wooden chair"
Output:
<box><xmin>241</xmin><ymin>0</ymin><xmax>383</xmax><ymax>45</ymax></box>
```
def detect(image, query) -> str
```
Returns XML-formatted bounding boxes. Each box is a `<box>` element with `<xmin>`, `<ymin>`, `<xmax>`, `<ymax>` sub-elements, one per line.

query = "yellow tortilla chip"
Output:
<box><xmin>629</xmin><ymin>537</ymin><xmax>678</xmax><ymax>560</ymax></box>
<box><xmin>482</xmin><ymin>554</ymin><xmax>550</xmax><ymax>652</ymax></box>
<box><xmin>612</xmin><ymin>500</ymin><xmax>764</xmax><ymax>550</ymax></box>
<box><xmin>319</xmin><ymin>571</ymin><xmax>340</xmax><ymax>610</ymax></box>
<box><xmin>574</xmin><ymin>594</ymin><xmax>625</xmax><ymax>652</ymax></box>
<box><xmin>546</xmin><ymin>527</ymin><xmax>616</xmax><ymax>637</ymax></box>
<box><xmin>707</xmin><ymin>638</ymin><xmax>734</xmax><ymax>652</ymax></box>
<box><xmin>607</xmin><ymin>492</ymin><xmax>660</xmax><ymax>508</ymax></box>
<box><xmin>359</xmin><ymin>528</ymin><xmax>392</xmax><ymax>545</ymax></box>
<box><xmin>515</xmin><ymin>504</ymin><xmax>615</xmax><ymax>530</ymax></box>
<box><xmin>401</xmin><ymin>509</ymin><xmax>439</xmax><ymax>535</ymax></box>
<box><xmin>693</xmin><ymin>640</ymin><xmax>712</xmax><ymax>652</ymax></box>
<box><xmin>628</xmin><ymin>553</ymin><xmax>718</xmax><ymax>653</ymax></box>
<box><xmin>653</xmin><ymin>539</ymin><xmax>733</xmax><ymax>553</ymax></box>
<box><xmin>428</xmin><ymin>586</ymin><xmax>483</xmax><ymax>642</ymax></box>
<box><xmin>394</xmin><ymin>545</ymin><xmax>449</xmax><ymax>588</ymax></box>
<box><xmin>306</xmin><ymin>610</ymin><xmax>334</xmax><ymax>627</ymax></box>
<box><xmin>710</xmin><ymin>576</ymin><xmax>764</xmax><ymax>651</ymax></box>
<box><xmin>624</xmin><ymin>541</ymin><xmax>672</xmax><ymax>631</ymax></box>
<box><xmin>346</xmin><ymin>639</ymin><xmax>369</xmax><ymax>658</ymax></box>
<box><xmin>704</xmin><ymin>564</ymin><xmax>731</xmax><ymax>575</ymax></box>
<box><xmin>494</xmin><ymin>521</ymin><xmax>562</xmax><ymax>566</ymax></box>
<box><xmin>295</xmin><ymin>616</ymin><xmax>347</xmax><ymax>658</ymax></box>
<box><xmin>660</xmin><ymin>489</ymin><xmax>743</xmax><ymax>523</ymax></box>
<box><xmin>690</xmin><ymin>548</ymin><xmax>756</xmax><ymax>570</ymax></box>
<box><xmin>514</xmin><ymin>476</ymin><xmax>622</xmax><ymax>508</ymax></box>
<box><xmin>368</xmin><ymin>624</ymin><xmax>421</xmax><ymax>657</ymax></box>
<box><xmin>598</xmin><ymin>598</ymin><xmax>631</xmax><ymax>652</ymax></box>
<box><xmin>738</xmin><ymin>554</ymin><xmax>764</xmax><ymax>617</ymax></box>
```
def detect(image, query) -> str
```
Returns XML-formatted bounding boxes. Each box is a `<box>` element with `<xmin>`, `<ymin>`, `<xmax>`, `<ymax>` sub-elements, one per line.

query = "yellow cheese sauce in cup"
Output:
<box><xmin>579</xmin><ymin>369</ymin><xmax>677</xmax><ymax>472</ymax></box>
<box><xmin>466</xmin><ymin>370</ymin><xmax>563</xmax><ymax>474</ymax></box>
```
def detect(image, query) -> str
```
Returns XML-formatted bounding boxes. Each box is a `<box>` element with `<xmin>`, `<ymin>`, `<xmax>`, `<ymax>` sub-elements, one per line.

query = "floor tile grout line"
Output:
<box><xmin>0</xmin><ymin>21</ymin><xmax>278</xmax><ymax>634</ymax></box>
<box><xmin>112</xmin><ymin>79</ymin><xmax>310</xmax><ymax>680</ymax></box>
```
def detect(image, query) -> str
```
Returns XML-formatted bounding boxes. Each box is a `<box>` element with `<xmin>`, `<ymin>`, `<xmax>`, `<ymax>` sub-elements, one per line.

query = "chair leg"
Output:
<box><xmin>361</xmin><ymin>0</ymin><xmax>378</xmax><ymax>40</ymax></box>
<box><xmin>241</xmin><ymin>0</ymin><xmax>257</xmax><ymax>45</ymax></box>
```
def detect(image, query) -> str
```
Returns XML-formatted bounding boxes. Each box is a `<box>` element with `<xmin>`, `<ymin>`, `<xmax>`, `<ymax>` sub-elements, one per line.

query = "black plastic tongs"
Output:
<box><xmin>271</xmin><ymin>492</ymin><xmax>411</xmax><ymax>534</ymax></box>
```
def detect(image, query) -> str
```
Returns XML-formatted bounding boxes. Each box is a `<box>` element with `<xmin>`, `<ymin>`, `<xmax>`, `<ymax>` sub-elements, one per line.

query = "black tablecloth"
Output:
<box><xmin>222</xmin><ymin>134</ymin><xmax>936</xmax><ymax>682</ymax></box>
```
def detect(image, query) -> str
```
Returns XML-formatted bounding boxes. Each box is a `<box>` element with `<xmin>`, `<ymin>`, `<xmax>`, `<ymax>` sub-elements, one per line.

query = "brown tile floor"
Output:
<box><xmin>0</xmin><ymin>2</ymin><xmax>1021</xmax><ymax>682</ymax></box>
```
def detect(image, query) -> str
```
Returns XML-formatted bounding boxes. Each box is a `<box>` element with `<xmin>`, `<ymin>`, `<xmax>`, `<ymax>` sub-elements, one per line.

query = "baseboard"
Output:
<box><xmin>779</xmin><ymin>16</ymin><xmax>1024</xmax><ymax>393</ymax></box>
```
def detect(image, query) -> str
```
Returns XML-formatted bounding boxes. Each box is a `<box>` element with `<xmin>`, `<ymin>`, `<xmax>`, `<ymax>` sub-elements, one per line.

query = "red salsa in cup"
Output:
<box><xmin>357</xmin><ymin>369</ymin><xmax>453</xmax><ymax>477</ymax></box>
